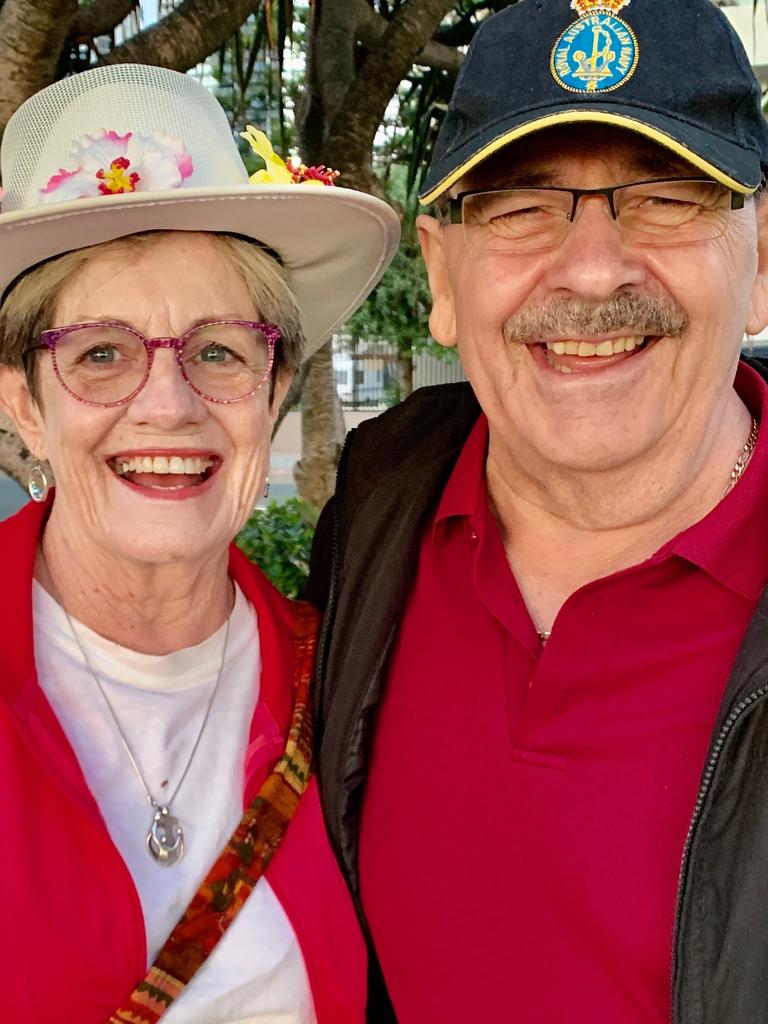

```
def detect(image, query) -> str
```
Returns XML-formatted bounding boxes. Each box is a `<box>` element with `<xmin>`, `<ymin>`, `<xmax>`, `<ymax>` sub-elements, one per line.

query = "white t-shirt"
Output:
<box><xmin>33</xmin><ymin>580</ymin><xmax>316</xmax><ymax>1024</ymax></box>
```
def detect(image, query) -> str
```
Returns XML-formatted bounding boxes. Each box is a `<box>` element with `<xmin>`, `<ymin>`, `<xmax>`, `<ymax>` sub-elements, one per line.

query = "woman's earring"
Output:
<box><xmin>262</xmin><ymin>475</ymin><xmax>270</xmax><ymax>500</ymax></box>
<box><xmin>27</xmin><ymin>460</ymin><xmax>51</xmax><ymax>503</ymax></box>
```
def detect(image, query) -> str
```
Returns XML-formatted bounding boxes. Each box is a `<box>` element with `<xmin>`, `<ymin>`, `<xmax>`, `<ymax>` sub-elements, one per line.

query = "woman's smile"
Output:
<box><xmin>108</xmin><ymin>447</ymin><xmax>223</xmax><ymax>499</ymax></box>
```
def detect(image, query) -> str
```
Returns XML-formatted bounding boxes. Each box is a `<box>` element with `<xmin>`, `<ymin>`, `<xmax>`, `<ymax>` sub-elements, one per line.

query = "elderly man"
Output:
<box><xmin>309</xmin><ymin>1</ymin><xmax>768</xmax><ymax>1021</ymax></box>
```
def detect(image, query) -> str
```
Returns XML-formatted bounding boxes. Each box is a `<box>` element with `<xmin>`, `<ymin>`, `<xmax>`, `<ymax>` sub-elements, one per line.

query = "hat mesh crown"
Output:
<box><xmin>1</xmin><ymin>64</ymin><xmax>247</xmax><ymax>213</ymax></box>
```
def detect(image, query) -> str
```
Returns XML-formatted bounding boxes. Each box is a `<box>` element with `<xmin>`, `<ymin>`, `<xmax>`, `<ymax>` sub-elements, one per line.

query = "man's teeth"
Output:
<box><xmin>545</xmin><ymin>336</ymin><xmax>643</xmax><ymax>357</ymax></box>
<box><xmin>115</xmin><ymin>456</ymin><xmax>214</xmax><ymax>475</ymax></box>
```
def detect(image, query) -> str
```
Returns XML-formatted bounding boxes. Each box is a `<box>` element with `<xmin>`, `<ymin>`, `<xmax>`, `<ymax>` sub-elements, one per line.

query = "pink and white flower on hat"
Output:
<box><xmin>38</xmin><ymin>128</ymin><xmax>194</xmax><ymax>203</ymax></box>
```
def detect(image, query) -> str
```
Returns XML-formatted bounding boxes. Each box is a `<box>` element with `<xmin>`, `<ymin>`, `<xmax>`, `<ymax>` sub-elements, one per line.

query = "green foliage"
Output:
<box><xmin>373</xmin><ymin>4</ymin><xmax>516</xmax><ymax>205</ymax></box>
<box><xmin>341</xmin><ymin>162</ymin><xmax>431</xmax><ymax>352</ymax></box>
<box><xmin>236</xmin><ymin>498</ymin><xmax>318</xmax><ymax>598</ymax></box>
<box><xmin>383</xmin><ymin>377</ymin><xmax>403</xmax><ymax>408</ymax></box>
<box><xmin>209</xmin><ymin>0</ymin><xmax>307</xmax><ymax>156</ymax></box>
<box><xmin>342</xmin><ymin>236</ymin><xmax>432</xmax><ymax>353</ymax></box>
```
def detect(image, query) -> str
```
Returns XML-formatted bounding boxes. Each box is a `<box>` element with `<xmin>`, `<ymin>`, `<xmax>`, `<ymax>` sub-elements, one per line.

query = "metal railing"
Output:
<box><xmin>333</xmin><ymin>338</ymin><xmax>466</xmax><ymax>409</ymax></box>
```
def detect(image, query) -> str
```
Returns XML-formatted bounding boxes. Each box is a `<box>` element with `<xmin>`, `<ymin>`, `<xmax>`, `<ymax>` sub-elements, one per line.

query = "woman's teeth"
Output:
<box><xmin>545</xmin><ymin>336</ymin><xmax>644</xmax><ymax>357</ymax></box>
<box><xmin>115</xmin><ymin>455</ymin><xmax>214</xmax><ymax>475</ymax></box>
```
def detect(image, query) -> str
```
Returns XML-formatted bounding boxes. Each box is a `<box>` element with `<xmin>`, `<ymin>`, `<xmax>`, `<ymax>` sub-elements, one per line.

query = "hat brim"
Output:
<box><xmin>419</xmin><ymin>106</ymin><xmax>762</xmax><ymax>204</ymax></box>
<box><xmin>0</xmin><ymin>184</ymin><xmax>400</xmax><ymax>359</ymax></box>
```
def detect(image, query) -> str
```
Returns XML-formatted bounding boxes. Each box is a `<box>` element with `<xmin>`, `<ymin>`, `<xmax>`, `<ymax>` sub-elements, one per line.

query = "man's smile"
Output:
<box><xmin>524</xmin><ymin>333</ymin><xmax>660</xmax><ymax>375</ymax></box>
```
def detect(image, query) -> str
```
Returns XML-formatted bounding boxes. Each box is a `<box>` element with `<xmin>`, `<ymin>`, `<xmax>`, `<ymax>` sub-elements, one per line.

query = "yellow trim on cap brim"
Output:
<box><xmin>419</xmin><ymin>111</ymin><xmax>757</xmax><ymax>205</ymax></box>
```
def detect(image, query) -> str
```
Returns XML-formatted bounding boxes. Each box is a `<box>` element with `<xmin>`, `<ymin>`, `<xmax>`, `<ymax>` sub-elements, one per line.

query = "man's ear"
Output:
<box><xmin>746</xmin><ymin>197</ymin><xmax>768</xmax><ymax>336</ymax></box>
<box><xmin>0</xmin><ymin>366</ymin><xmax>47</xmax><ymax>460</ymax></box>
<box><xmin>417</xmin><ymin>214</ymin><xmax>458</xmax><ymax>349</ymax></box>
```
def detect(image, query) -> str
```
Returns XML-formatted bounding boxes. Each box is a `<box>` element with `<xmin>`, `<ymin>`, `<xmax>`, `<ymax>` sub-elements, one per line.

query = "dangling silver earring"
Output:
<box><xmin>28</xmin><ymin>460</ymin><xmax>51</xmax><ymax>503</ymax></box>
<box><xmin>262</xmin><ymin>475</ymin><xmax>270</xmax><ymax>499</ymax></box>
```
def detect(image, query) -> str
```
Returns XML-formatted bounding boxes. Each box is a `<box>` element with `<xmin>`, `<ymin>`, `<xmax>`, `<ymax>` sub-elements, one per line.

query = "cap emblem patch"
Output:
<box><xmin>551</xmin><ymin>0</ymin><xmax>638</xmax><ymax>94</ymax></box>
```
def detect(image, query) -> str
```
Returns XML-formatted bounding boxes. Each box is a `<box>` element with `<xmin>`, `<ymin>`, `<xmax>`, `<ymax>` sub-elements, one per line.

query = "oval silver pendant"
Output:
<box><xmin>147</xmin><ymin>806</ymin><xmax>185</xmax><ymax>867</ymax></box>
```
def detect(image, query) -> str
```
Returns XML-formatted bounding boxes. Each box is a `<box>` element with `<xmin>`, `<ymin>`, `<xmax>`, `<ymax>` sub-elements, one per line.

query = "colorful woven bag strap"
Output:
<box><xmin>107</xmin><ymin>600</ymin><xmax>318</xmax><ymax>1024</ymax></box>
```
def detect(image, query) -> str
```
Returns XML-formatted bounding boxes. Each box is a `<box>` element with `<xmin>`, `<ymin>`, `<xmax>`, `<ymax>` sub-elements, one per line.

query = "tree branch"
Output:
<box><xmin>0</xmin><ymin>0</ymin><xmax>79</xmax><ymax>138</ymax></box>
<box><xmin>68</xmin><ymin>0</ymin><xmax>139</xmax><ymax>42</ymax></box>
<box><xmin>98</xmin><ymin>0</ymin><xmax>264</xmax><ymax>71</ymax></box>
<box><xmin>434</xmin><ymin>0</ymin><xmax>508</xmax><ymax>46</ymax></box>
<box><xmin>299</xmin><ymin>0</ymin><xmax>389</xmax><ymax>195</ymax></box>
<box><xmin>355</xmin><ymin>1</ymin><xmax>463</xmax><ymax>74</ymax></box>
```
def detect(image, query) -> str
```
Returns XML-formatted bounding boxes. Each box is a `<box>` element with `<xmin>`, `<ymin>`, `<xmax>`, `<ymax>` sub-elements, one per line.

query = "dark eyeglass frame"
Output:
<box><xmin>31</xmin><ymin>319</ymin><xmax>282</xmax><ymax>408</ymax></box>
<box><xmin>441</xmin><ymin>177</ymin><xmax>746</xmax><ymax>225</ymax></box>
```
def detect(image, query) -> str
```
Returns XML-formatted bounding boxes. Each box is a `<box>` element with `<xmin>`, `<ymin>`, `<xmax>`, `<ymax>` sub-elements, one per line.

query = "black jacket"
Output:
<box><xmin>308</xmin><ymin>371</ymin><xmax>768</xmax><ymax>1024</ymax></box>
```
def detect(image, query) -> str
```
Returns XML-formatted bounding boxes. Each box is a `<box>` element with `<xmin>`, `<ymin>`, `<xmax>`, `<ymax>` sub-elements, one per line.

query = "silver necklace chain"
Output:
<box><xmin>536</xmin><ymin>417</ymin><xmax>760</xmax><ymax>646</ymax></box>
<box><xmin>60</xmin><ymin>602</ymin><xmax>230</xmax><ymax>867</ymax></box>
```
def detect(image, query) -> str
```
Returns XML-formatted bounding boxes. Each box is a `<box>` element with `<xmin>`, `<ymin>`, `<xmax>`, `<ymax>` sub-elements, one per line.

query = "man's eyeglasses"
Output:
<box><xmin>31</xmin><ymin>319</ymin><xmax>281</xmax><ymax>407</ymax></box>
<box><xmin>440</xmin><ymin>178</ymin><xmax>747</xmax><ymax>254</ymax></box>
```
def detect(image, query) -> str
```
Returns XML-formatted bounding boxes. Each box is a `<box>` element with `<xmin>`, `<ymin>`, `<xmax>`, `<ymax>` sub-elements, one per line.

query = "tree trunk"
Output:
<box><xmin>271</xmin><ymin>361</ymin><xmax>310</xmax><ymax>440</ymax></box>
<box><xmin>0</xmin><ymin>0</ymin><xmax>79</xmax><ymax>140</ymax></box>
<box><xmin>0</xmin><ymin>410</ymin><xmax>35</xmax><ymax>487</ymax></box>
<box><xmin>68</xmin><ymin>0</ymin><xmax>139</xmax><ymax>43</ymax></box>
<box><xmin>67</xmin><ymin>0</ymin><xmax>140</xmax><ymax>46</ymax></box>
<box><xmin>293</xmin><ymin>341</ymin><xmax>345</xmax><ymax>508</ymax></box>
<box><xmin>397</xmin><ymin>348</ymin><xmax>414</xmax><ymax>400</ymax></box>
<box><xmin>294</xmin><ymin>0</ymin><xmax>459</xmax><ymax>508</ymax></box>
<box><xmin>292</xmin><ymin>0</ymin><xmax>362</xmax><ymax>507</ymax></box>
<box><xmin>356</xmin><ymin>2</ymin><xmax>462</xmax><ymax>74</ymax></box>
<box><xmin>323</xmin><ymin>0</ymin><xmax>459</xmax><ymax>182</ymax></box>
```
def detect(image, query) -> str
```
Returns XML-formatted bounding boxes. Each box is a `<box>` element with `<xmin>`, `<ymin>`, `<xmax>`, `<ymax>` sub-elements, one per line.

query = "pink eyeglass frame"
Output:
<box><xmin>36</xmin><ymin>319</ymin><xmax>282</xmax><ymax>408</ymax></box>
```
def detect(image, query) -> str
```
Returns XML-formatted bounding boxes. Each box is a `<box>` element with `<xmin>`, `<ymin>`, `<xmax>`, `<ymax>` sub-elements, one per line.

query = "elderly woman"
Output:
<box><xmin>0</xmin><ymin>65</ymin><xmax>398</xmax><ymax>1024</ymax></box>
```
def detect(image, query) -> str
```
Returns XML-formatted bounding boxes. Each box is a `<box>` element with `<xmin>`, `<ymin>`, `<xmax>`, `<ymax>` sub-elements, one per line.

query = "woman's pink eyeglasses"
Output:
<box><xmin>34</xmin><ymin>319</ymin><xmax>282</xmax><ymax>407</ymax></box>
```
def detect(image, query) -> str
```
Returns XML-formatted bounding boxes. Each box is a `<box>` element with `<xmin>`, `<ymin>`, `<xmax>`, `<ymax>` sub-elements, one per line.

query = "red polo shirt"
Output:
<box><xmin>359</xmin><ymin>362</ymin><xmax>768</xmax><ymax>1024</ymax></box>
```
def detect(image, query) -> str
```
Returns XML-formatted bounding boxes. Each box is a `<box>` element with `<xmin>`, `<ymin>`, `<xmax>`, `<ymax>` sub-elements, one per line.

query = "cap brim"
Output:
<box><xmin>419</xmin><ymin>106</ymin><xmax>762</xmax><ymax>204</ymax></box>
<box><xmin>0</xmin><ymin>184</ymin><xmax>401</xmax><ymax>358</ymax></box>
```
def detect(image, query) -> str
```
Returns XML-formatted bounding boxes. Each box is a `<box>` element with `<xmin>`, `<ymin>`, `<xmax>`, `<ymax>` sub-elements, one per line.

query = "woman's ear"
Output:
<box><xmin>0</xmin><ymin>366</ymin><xmax>47</xmax><ymax>460</ymax></box>
<box><xmin>417</xmin><ymin>214</ymin><xmax>458</xmax><ymax>349</ymax></box>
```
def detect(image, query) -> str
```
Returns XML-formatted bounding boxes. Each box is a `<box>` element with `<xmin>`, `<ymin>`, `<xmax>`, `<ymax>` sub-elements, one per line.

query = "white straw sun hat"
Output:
<box><xmin>0</xmin><ymin>64</ymin><xmax>400</xmax><ymax>357</ymax></box>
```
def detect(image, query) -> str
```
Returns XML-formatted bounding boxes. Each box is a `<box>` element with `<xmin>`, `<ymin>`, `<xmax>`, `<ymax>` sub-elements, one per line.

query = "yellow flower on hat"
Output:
<box><xmin>240</xmin><ymin>126</ymin><xmax>295</xmax><ymax>185</ymax></box>
<box><xmin>240</xmin><ymin>126</ymin><xmax>340</xmax><ymax>187</ymax></box>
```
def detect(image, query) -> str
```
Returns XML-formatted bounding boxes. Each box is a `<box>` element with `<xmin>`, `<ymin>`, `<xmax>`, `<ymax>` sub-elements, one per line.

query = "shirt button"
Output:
<box><xmin>470</xmin><ymin>528</ymin><xmax>478</xmax><ymax>543</ymax></box>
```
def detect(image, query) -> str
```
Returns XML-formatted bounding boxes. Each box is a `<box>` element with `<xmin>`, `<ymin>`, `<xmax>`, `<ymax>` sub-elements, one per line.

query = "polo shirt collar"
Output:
<box><xmin>665</xmin><ymin>360</ymin><xmax>768</xmax><ymax>602</ymax></box>
<box><xmin>432</xmin><ymin>412</ymin><xmax>489</xmax><ymax>535</ymax></box>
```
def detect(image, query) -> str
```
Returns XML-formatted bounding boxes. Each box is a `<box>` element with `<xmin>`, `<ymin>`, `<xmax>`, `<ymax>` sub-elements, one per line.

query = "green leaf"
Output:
<box><xmin>236</xmin><ymin>498</ymin><xmax>318</xmax><ymax>598</ymax></box>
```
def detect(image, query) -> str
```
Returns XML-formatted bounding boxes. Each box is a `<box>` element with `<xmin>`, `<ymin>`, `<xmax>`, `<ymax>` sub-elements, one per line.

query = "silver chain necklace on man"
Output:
<box><xmin>60</xmin><ymin>602</ymin><xmax>230</xmax><ymax>867</ymax></box>
<box><xmin>536</xmin><ymin>417</ymin><xmax>760</xmax><ymax>646</ymax></box>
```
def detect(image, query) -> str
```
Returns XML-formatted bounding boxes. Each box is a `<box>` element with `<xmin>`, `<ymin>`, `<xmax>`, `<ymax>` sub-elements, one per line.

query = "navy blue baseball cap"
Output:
<box><xmin>419</xmin><ymin>0</ymin><xmax>768</xmax><ymax>205</ymax></box>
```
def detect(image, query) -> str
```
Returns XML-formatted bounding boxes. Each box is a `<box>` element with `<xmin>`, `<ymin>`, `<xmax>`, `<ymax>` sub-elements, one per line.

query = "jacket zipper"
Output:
<box><xmin>671</xmin><ymin>682</ymin><xmax>768</xmax><ymax>1023</ymax></box>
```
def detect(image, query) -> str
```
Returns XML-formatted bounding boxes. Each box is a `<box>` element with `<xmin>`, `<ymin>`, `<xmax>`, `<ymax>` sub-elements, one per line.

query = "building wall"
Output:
<box><xmin>413</xmin><ymin>351</ymin><xmax>467</xmax><ymax>388</ymax></box>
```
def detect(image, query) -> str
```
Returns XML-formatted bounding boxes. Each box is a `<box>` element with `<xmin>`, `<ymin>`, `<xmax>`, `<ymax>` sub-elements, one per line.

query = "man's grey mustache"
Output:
<box><xmin>503</xmin><ymin>292</ymin><xmax>689</xmax><ymax>343</ymax></box>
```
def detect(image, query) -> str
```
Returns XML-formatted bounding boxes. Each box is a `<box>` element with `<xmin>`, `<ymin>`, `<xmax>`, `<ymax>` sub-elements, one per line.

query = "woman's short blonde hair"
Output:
<box><xmin>0</xmin><ymin>231</ymin><xmax>304</xmax><ymax>399</ymax></box>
